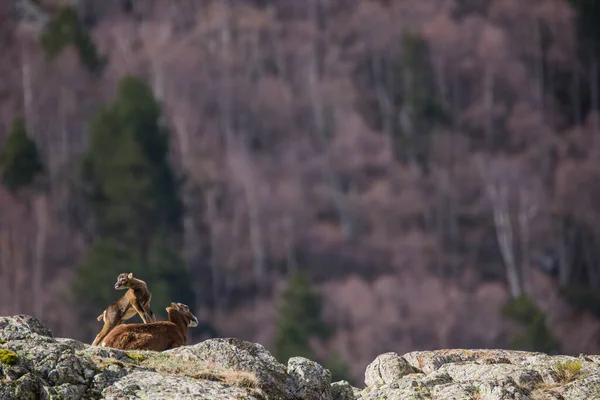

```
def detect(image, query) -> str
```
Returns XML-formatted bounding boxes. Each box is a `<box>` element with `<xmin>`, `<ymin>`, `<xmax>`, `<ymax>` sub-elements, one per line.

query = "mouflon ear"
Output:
<box><xmin>128</xmin><ymin>273</ymin><xmax>133</xmax><ymax>279</ymax></box>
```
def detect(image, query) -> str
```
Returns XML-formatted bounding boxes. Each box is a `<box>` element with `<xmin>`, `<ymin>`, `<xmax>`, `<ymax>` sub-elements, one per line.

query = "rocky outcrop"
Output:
<box><xmin>359</xmin><ymin>349</ymin><xmax>600</xmax><ymax>400</ymax></box>
<box><xmin>0</xmin><ymin>315</ymin><xmax>331</xmax><ymax>400</ymax></box>
<box><xmin>1</xmin><ymin>315</ymin><xmax>600</xmax><ymax>399</ymax></box>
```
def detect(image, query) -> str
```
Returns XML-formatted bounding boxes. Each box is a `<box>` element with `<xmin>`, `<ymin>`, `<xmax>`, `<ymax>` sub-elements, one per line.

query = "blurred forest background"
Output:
<box><xmin>2</xmin><ymin>0</ymin><xmax>600</xmax><ymax>383</ymax></box>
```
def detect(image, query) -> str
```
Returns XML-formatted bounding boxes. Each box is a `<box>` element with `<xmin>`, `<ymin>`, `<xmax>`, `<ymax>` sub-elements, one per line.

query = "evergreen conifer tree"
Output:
<box><xmin>40</xmin><ymin>5</ymin><xmax>105</xmax><ymax>73</ymax></box>
<box><xmin>569</xmin><ymin>0</ymin><xmax>600</xmax><ymax>51</ymax></box>
<box><xmin>396</xmin><ymin>32</ymin><xmax>447</xmax><ymax>169</ymax></box>
<box><xmin>502</xmin><ymin>295</ymin><xmax>560</xmax><ymax>354</ymax></box>
<box><xmin>0</xmin><ymin>117</ymin><xmax>43</xmax><ymax>192</ymax></box>
<box><xmin>274</xmin><ymin>271</ymin><xmax>331</xmax><ymax>362</ymax></box>
<box><xmin>274</xmin><ymin>271</ymin><xmax>354</xmax><ymax>383</ymax></box>
<box><xmin>77</xmin><ymin>75</ymin><xmax>192</xmax><ymax>318</ymax></box>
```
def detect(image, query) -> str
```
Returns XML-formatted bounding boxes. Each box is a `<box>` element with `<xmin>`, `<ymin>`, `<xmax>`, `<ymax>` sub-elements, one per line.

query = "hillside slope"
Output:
<box><xmin>2</xmin><ymin>0</ymin><xmax>600</xmax><ymax>384</ymax></box>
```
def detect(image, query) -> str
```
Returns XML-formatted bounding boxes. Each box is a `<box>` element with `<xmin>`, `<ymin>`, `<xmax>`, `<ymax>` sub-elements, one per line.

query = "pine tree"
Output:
<box><xmin>396</xmin><ymin>31</ymin><xmax>447</xmax><ymax>169</ymax></box>
<box><xmin>76</xmin><ymin>235</ymin><xmax>194</xmax><ymax>318</ymax></box>
<box><xmin>82</xmin><ymin>75</ymin><xmax>183</xmax><ymax>256</ymax></box>
<box><xmin>274</xmin><ymin>271</ymin><xmax>354</xmax><ymax>383</ymax></box>
<box><xmin>502</xmin><ymin>295</ymin><xmax>560</xmax><ymax>354</ymax></box>
<box><xmin>274</xmin><ymin>271</ymin><xmax>331</xmax><ymax>362</ymax></box>
<box><xmin>77</xmin><ymin>75</ymin><xmax>191</xmax><ymax>318</ymax></box>
<box><xmin>324</xmin><ymin>352</ymin><xmax>355</xmax><ymax>384</ymax></box>
<box><xmin>569</xmin><ymin>0</ymin><xmax>600</xmax><ymax>51</ymax></box>
<box><xmin>75</xmin><ymin>238</ymin><xmax>138</xmax><ymax>309</ymax></box>
<box><xmin>0</xmin><ymin>117</ymin><xmax>43</xmax><ymax>192</ymax></box>
<box><xmin>40</xmin><ymin>5</ymin><xmax>105</xmax><ymax>73</ymax></box>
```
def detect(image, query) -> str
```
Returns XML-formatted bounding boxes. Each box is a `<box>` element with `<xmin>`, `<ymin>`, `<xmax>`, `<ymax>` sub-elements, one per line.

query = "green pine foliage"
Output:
<box><xmin>76</xmin><ymin>236</ymin><xmax>194</xmax><ymax>320</ymax></box>
<box><xmin>396</xmin><ymin>32</ymin><xmax>448</xmax><ymax>169</ymax></box>
<box><xmin>559</xmin><ymin>284</ymin><xmax>600</xmax><ymax>319</ymax></box>
<box><xmin>274</xmin><ymin>271</ymin><xmax>331</xmax><ymax>362</ymax></box>
<box><xmin>0</xmin><ymin>117</ymin><xmax>43</xmax><ymax>192</ymax></box>
<box><xmin>355</xmin><ymin>31</ymin><xmax>447</xmax><ymax>170</ymax></box>
<box><xmin>82</xmin><ymin>75</ymin><xmax>183</xmax><ymax>254</ymax></box>
<box><xmin>75</xmin><ymin>238</ymin><xmax>138</xmax><ymax>309</ymax></box>
<box><xmin>40</xmin><ymin>5</ymin><xmax>105</xmax><ymax>73</ymax></box>
<box><xmin>77</xmin><ymin>75</ymin><xmax>191</xmax><ymax>317</ymax></box>
<box><xmin>569</xmin><ymin>0</ymin><xmax>600</xmax><ymax>50</ymax></box>
<box><xmin>324</xmin><ymin>352</ymin><xmax>355</xmax><ymax>385</ymax></box>
<box><xmin>274</xmin><ymin>271</ymin><xmax>353</xmax><ymax>383</ymax></box>
<box><xmin>502</xmin><ymin>295</ymin><xmax>560</xmax><ymax>354</ymax></box>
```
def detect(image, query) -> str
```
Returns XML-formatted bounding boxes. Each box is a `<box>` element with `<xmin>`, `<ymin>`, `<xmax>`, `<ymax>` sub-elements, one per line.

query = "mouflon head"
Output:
<box><xmin>166</xmin><ymin>302</ymin><xmax>198</xmax><ymax>327</ymax></box>
<box><xmin>114</xmin><ymin>273</ymin><xmax>134</xmax><ymax>290</ymax></box>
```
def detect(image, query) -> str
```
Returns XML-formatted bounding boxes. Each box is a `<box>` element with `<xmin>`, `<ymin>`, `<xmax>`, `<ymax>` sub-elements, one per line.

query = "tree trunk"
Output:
<box><xmin>58</xmin><ymin>87</ymin><xmax>70</xmax><ymax>174</ymax></box>
<box><xmin>173</xmin><ymin>115</ymin><xmax>196</xmax><ymax>266</ymax></box>
<box><xmin>571</xmin><ymin>61</ymin><xmax>582</xmax><ymax>127</ymax></box>
<box><xmin>0</xmin><ymin>230</ymin><xmax>10</xmax><ymax>315</ymax></box>
<box><xmin>13</xmin><ymin>228</ymin><xmax>24</xmax><ymax>313</ymax></box>
<box><xmin>372</xmin><ymin>52</ymin><xmax>394</xmax><ymax>142</ymax></box>
<box><xmin>247</xmin><ymin>189</ymin><xmax>265</xmax><ymax>288</ymax></box>
<box><xmin>152</xmin><ymin>62</ymin><xmax>164</xmax><ymax>102</ymax></box>
<box><xmin>307</xmin><ymin>41</ymin><xmax>353</xmax><ymax>238</ymax></box>
<box><xmin>478</xmin><ymin>160</ymin><xmax>523</xmax><ymax>299</ymax></box>
<box><xmin>591</xmin><ymin>53</ymin><xmax>599</xmax><ymax>136</ymax></box>
<box><xmin>219</xmin><ymin>11</ymin><xmax>234</xmax><ymax>147</ymax></box>
<box><xmin>399</xmin><ymin>64</ymin><xmax>415</xmax><ymax>164</ymax></box>
<box><xmin>483</xmin><ymin>65</ymin><xmax>495</xmax><ymax>150</ymax></box>
<box><xmin>174</xmin><ymin>113</ymin><xmax>201</xmax><ymax>324</ymax></box>
<box><xmin>33</xmin><ymin>194</ymin><xmax>48</xmax><ymax>318</ymax></box>
<box><xmin>534</xmin><ymin>19</ymin><xmax>545</xmax><ymax>113</ymax></box>
<box><xmin>492</xmin><ymin>202</ymin><xmax>522</xmax><ymax>299</ymax></box>
<box><xmin>557</xmin><ymin>217</ymin><xmax>573</xmax><ymax>287</ymax></box>
<box><xmin>517</xmin><ymin>189</ymin><xmax>536</xmax><ymax>295</ymax></box>
<box><xmin>21</xmin><ymin>42</ymin><xmax>34</xmax><ymax>138</ymax></box>
<box><xmin>238</xmin><ymin>152</ymin><xmax>266</xmax><ymax>290</ymax></box>
<box><xmin>283</xmin><ymin>215</ymin><xmax>298</xmax><ymax>274</ymax></box>
<box><xmin>205</xmin><ymin>189</ymin><xmax>219</xmax><ymax>308</ymax></box>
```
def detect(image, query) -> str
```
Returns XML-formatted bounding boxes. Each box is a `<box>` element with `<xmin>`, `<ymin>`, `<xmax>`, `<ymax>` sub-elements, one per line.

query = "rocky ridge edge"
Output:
<box><xmin>1</xmin><ymin>314</ymin><xmax>600</xmax><ymax>399</ymax></box>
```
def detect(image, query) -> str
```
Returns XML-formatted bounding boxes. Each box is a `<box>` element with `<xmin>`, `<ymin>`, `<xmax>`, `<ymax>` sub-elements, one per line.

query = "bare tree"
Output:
<box><xmin>476</xmin><ymin>155</ymin><xmax>543</xmax><ymax>297</ymax></box>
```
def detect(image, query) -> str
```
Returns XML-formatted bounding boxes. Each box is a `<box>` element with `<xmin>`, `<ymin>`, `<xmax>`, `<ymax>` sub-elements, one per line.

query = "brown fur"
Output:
<box><xmin>100</xmin><ymin>302</ymin><xmax>198</xmax><ymax>351</ymax></box>
<box><xmin>91</xmin><ymin>273</ymin><xmax>156</xmax><ymax>346</ymax></box>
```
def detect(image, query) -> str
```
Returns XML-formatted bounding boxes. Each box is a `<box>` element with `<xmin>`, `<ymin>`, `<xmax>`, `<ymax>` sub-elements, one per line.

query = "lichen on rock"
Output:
<box><xmin>286</xmin><ymin>357</ymin><xmax>332</xmax><ymax>400</ymax></box>
<box><xmin>331</xmin><ymin>380</ymin><xmax>357</xmax><ymax>400</ymax></box>
<box><xmin>166</xmin><ymin>337</ymin><xmax>292</xmax><ymax>399</ymax></box>
<box><xmin>0</xmin><ymin>314</ymin><xmax>54</xmax><ymax>341</ymax></box>
<box><xmin>364</xmin><ymin>352</ymin><xmax>418</xmax><ymax>386</ymax></box>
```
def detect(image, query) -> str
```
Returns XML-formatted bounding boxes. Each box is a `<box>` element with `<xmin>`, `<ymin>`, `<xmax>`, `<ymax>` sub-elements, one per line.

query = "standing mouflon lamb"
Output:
<box><xmin>100</xmin><ymin>302</ymin><xmax>198</xmax><ymax>351</ymax></box>
<box><xmin>92</xmin><ymin>272</ymin><xmax>156</xmax><ymax>346</ymax></box>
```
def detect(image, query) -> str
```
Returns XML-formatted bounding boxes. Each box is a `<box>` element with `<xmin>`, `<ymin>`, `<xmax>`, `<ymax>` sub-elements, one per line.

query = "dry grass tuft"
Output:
<box><xmin>551</xmin><ymin>359</ymin><xmax>583</xmax><ymax>383</ymax></box>
<box><xmin>528</xmin><ymin>388</ymin><xmax>563</xmax><ymax>400</ymax></box>
<box><xmin>221</xmin><ymin>370</ymin><xmax>261</xmax><ymax>389</ymax></box>
<box><xmin>90</xmin><ymin>350</ymin><xmax>263</xmax><ymax>396</ymax></box>
<box><xmin>138</xmin><ymin>352</ymin><xmax>262</xmax><ymax>395</ymax></box>
<box><xmin>528</xmin><ymin>359</ymin><xmax>584</xmax><ymax>399</ymax></box>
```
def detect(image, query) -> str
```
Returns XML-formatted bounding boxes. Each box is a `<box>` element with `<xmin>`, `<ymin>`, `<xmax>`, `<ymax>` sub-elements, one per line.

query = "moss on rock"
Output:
<box><xmin>125</xmin><ymin>351</ymin><xmax>147</xmax><ymax>364</ymax></box>
<box><xmin>0</xmin><ymin>349</ymin><xmax>18</xmax><ymax>365</ymax></box>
